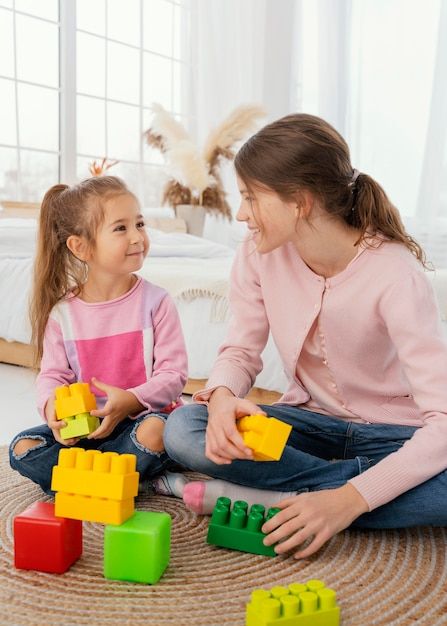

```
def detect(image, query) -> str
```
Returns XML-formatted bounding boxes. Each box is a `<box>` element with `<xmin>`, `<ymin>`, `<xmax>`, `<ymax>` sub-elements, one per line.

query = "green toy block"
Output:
<box><xmin>104</xmin><ymin>511</ymin><xmax>171</xmax><ymax>584</ymax></box>
<box><xmin>207</xmin><ymin>497</ymin><xmax>280</xmax><ymax>557</ymax></box>
<box><xmin>246</xmin><ymin>580</ymin><xmax>340</xmax><ymax>626</ymax></box>
<box><xmin>60</xmin><ymin>412</ymin><xmax>100</xmax><ymax>440</ymax></box>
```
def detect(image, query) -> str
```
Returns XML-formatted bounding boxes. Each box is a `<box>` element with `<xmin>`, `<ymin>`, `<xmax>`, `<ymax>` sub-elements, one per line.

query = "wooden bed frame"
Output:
<box><xmin>0</xmin><ymin>201</ymin><xmax>281</xmax><ymax>405</ymax></box>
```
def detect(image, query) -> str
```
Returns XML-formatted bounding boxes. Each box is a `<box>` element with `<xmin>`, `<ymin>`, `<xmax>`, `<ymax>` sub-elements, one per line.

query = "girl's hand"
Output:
<box><xmin>88</xmin><ymin>378</ymin><xmax>144</xmax><ymax>439</ymax></box>
<box><xmin>45</xmin><ymin>397</ymin><xmax>79</xmax><ymax>446</ymax></box>
<box><xmin>262</xmin><ymin>483</ymin><xmax>369</xmax><ymax>558</ymax></box>
<box><xmin>206</xmin><ymin>388</ymin><xmax>266</xmax><ymax>464</ymax></box>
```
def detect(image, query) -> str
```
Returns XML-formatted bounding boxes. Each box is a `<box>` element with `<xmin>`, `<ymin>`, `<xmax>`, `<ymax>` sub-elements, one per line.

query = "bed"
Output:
<box><xmin>1</xmin><ymin>210</ymin><xmax>447</xmax><ymax>404</ymax></box>
<box><xmin>0</xmin><ymin>212</ymin><xmax>287</xmax><ymax>403</ymax></box>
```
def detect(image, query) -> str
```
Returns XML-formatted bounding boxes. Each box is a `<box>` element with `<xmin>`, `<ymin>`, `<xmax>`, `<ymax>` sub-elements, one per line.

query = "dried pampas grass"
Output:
<box><xmin>144</xmin><ymin>103</ymin><xmax>265</xmax><ymax>220</ymax></box>
<box><xmin>204</xmin><ymin>104</ymin><xmax>265</xmax><ymax>172</ymax></box>
<box><xmin>146</xmin><ymin>103</ymin><xmax>190</xmax><ymax>149</ymax></box>
<box><xmin>168</xmin><ymin>140</ymin><xmax>214</xmax><ymax>196</ymax></box>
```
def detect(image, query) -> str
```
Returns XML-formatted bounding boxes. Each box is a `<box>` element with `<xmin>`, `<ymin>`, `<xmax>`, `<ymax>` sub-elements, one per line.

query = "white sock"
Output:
<box><xmin>151</xmin><ymin>471</ymin><xmax>189</xmax><ymax>498</ymax></box>
<box><xmin>183</xmin><ymin>478</ymin><xmax>296</xmax><ymax>515</ymax></box>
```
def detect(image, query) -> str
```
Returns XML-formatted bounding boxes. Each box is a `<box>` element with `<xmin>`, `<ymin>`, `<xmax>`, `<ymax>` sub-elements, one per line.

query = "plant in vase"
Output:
<box><xmin>144</xmin><ymin>103</ymin><xmax>265</xmax><ymax>235</ymax></box>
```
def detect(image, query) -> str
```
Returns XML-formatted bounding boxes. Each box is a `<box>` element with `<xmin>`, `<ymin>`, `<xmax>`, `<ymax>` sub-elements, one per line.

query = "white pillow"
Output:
<box><xmin>0</xmin><ymin>218</ymin><xmax>38</xmax><ymax>258</ymax></box>
<box><xmin>146</xmin><ymin>228</ymin><xmax>234</xmax><ymax>258</ymax></box>
<box><xmin>0</xmin><ymin>217</ymin><xmax>233</xmax><ymax>260</ymax></box>
<box><xmin>141</xmin><ymin>206</ymin><xmax>175</xmax><ymax>219</ymax></box>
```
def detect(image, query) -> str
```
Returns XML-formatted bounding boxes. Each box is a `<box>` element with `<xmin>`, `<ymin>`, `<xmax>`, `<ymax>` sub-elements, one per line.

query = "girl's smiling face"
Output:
<box><xmin>235</xmin><ymin>176</ymin><xmax>299</xmax><ymax>253</ymax></box>
<box><xmin>89</xmin><ymin>193</ymin><xmax>149</xmax><ymax>276</ymax></box>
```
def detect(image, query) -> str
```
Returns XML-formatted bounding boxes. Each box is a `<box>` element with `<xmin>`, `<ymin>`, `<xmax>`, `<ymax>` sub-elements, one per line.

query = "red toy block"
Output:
<box><xmin>14</xmin><ymin>501</ymin><xmax>82</xmax><ymax>573</ymax></box>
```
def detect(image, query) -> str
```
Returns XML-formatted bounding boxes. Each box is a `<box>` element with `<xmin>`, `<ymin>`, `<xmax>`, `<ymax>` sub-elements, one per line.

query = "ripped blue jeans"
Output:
<box><xmin>9</xmin><ymin>412</ymin><xmax>171</xmax><ymax>495</ymax></box>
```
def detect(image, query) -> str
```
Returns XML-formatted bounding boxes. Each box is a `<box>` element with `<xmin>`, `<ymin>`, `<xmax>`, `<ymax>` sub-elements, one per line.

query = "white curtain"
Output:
<box><xmin>411</xmin><ymin>0</ymin><xmax>447</xmax><ymax>268</ymax></box>
<box><xmin>188</xmin><ymin>0</ymin><xmax>297</xmax><ymax>247</ymax></box>
<box><xmin>189</xmin><ymin>0</ymin><xmax>447</xmax><ymax>267</ymax></box>
<box><xmin>299</xmin><ymin>0</ymin><xmax>447</xmax><ymax>268</ymax></box>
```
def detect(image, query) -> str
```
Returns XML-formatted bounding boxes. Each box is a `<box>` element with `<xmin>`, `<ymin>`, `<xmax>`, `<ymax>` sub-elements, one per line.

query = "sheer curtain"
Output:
<box><xmin>188</xmin><ymin>0</ymin><xmax>447</xmax><ymax>266</ymax></box>
<box><xmin>188</xmin><ymin>0</ymin><xmax>297</xmax><ymax>247</ymax></box>
<box><xmin>299</xmin><ymin>0</ymin><xmax>447</xmax><ymax>267</ymax></box>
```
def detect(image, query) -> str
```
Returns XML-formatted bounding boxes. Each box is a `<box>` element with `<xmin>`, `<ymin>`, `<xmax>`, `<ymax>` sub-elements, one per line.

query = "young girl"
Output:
<box><xmin>161</xmin><ymin>113</ymin><xmax>447</xmax><ymax>558</ymax></box>
<box><xmin>9</xmin><ymin>176</ymin><xmax>188</xmax><ymax>494</ymax></box>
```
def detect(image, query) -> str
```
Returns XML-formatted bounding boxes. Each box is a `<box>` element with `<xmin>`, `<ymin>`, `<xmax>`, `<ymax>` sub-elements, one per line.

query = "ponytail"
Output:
<box><xmin>30</xmin><ymin>185</ymin><xmax>81</xmax><ymax>367</ymax></box>
<box><xmin>29</xmin><ymin>175</ymin><xmax>133</xmax><ymax>367</ymax></box>
<box><xmin>348</xmin><ymin>174</ymin><xmax>428</xmax><ymax>267</ymax></box>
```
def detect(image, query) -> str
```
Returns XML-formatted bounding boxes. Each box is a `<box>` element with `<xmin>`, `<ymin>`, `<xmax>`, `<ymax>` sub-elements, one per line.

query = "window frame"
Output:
<box><xmin>0</xmin><ymin>0</ymin><xmax>191</xmax><ymax>203</ymax></box>
<box><xmin>0</xmin><ymin>1</ymin><xmax>61</xmax><ymax>200</ymax></box>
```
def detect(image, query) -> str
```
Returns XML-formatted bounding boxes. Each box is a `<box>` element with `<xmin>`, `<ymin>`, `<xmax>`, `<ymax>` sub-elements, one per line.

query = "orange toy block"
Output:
<box><xmin>55</xmin><ymin>492</ymin><xmax>135</xmax><ymax>525</ymax></box>
<box><xmin>237</xmin><ymin>414</ymin><xmax>292</xmax><ymax>461</ymax></box>
<box><xmin>51</xmin><ymin>448</ymin><xmax>139</xmax><ymax>500</ymax></box>
<box><xmin>54</xmin><ymin>382</ymin><xmax>97</xmax><ymax>421</ymax></box>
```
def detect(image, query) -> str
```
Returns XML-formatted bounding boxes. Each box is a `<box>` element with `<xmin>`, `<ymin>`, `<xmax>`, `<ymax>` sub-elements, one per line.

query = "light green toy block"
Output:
<box><xmin>60</xmin><ymin>412</ymin><xmax>100</xmax><ymax>440</ymax></box>
<box><xmin>104</xmin><ymin>511</ymin><xmax>171</xmax><ymax>584</ymax></box>
<box><xmin>246</xmin><ymin>580</ymin><xmax>340</xmax><ymax>626</ymax></box>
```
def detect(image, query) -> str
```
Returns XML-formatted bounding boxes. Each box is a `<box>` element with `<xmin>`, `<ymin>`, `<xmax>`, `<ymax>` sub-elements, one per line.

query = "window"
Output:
<box><xmin>0</xmin><ymin>0</ymin><xmax>191</xmax><ymax>206</ymax></box>
<box><xmin>0</xmin><ymin>0</ymin><xmax>60</xmax><ymax>201</ymax></box>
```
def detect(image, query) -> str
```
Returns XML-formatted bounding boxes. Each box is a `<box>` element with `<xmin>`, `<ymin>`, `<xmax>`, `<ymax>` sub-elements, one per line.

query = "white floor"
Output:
<box><xmin>0</xmin><ymin>363</ymin><xmax>40</xmax><ymax>446</ymax></box>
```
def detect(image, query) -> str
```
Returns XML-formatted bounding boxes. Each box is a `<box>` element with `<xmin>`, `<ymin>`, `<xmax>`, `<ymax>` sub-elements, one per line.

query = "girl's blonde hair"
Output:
<box><xmin>235</xmin><ymin>113</ymin><xmax>427</xmax><ymax>266</ymax></box>
<box><xmin>30</xmin><ymin>176</ymin><xmax>134</xmax><ymax>366</ymax></box>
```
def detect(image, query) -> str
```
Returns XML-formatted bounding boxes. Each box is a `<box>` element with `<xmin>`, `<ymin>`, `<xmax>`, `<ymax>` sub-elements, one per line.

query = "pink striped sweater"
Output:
<box><xmin>37</xmin><ymin>277</ymin><xmax>188</xmax><ymax>418</ymax></box>
<box><xmin>195</xmin><ymin>237</ymin><xmax>447</xmax><ymax>511</ymax></box>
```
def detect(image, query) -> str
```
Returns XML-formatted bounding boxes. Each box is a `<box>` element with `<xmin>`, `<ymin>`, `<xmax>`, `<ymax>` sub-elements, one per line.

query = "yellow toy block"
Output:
<box><xmin>55</xmin><ymin>491</ymin><xmax>135</xmax><ymax>525</ymax></box>
<box><xmin>237</xmin><ymin>414</ymin><xmax>292</xmax><ymax>461</ymax></box>
<box><xmin>54</xmin><ymin>383</ymin><xmax>97</xmax><ymax>421</ymax></box>
<box><xmin>51</xmin><ymin>448</ymin><xmax>139</xmax><ymax>501</ymax></box>
<box><xmin>246</xmin><ymin>580</ymin><xmax>340</xmax><ymax>626</ymax></box>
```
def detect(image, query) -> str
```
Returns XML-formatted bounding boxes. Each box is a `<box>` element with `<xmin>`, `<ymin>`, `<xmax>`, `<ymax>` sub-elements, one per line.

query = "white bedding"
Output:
<box><xmin>0</xmin><ymin>218</ymin><xmax>233</xmax><ymax>260</ymax></box>
<box><xmin>0</xmin><ymin>219</ymin><xmax>288</xmax><ymax>393</ymax></box>
<box><xmin>1</xmin><ymin>219</ymin><xmax>446</xmax><ymax>394</ymax></box>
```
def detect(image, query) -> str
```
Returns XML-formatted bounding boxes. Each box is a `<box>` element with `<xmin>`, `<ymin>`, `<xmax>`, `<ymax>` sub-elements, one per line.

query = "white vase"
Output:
<box><xmin>175</xmin><ymin>204</ymin><xmax>206</xmax><ymax>237</ymax></box>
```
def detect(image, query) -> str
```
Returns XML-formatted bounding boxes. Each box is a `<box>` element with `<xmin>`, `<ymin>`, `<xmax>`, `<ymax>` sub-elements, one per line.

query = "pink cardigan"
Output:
<box><xmin>194</xmin><ymin>237</ymin><xmax>447</xmax><ymax>511</ymax></box>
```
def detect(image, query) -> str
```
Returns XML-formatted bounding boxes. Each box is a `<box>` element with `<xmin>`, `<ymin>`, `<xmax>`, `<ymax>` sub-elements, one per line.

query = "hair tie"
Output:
<box><xmin>349</xmin><ymin>169</ymin><xmax>360</xmax><ymax>212</ymax></box>
<box><xmin>350</xmin><ymin>169</ymin><xmax>360</xmax><ymax>186</ymax></box>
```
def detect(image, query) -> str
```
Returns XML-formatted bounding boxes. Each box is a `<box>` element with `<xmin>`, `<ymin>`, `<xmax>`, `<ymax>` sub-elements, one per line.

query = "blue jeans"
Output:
<box><xmin>164</xmin><ymin>403</ymin><xmax>447</xmax><ymax>529</ymax></box>
<box><xmin>9</xmin><ymin>412</ymin><xmax>171</xmax><ymax>496</ymax></box>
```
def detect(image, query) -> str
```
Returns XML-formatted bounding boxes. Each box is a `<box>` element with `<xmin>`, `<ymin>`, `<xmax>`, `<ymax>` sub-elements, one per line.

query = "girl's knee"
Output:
<box><xmin>164</xmin><ymin>406</ymin><xmax>207</xmax><ymax>463</ymax></box>
<box><xmin>12</xmin><ymin>437</ymin><xmax>44</xmax><ymax>458</ymax></box>
<box><xmin>135</xmin><ymin>416</ymin><xmax>165</xmax><ymax>453</ymax></box>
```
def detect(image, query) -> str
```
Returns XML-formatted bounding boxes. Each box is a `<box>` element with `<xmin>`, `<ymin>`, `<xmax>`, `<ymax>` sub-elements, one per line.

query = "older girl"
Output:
<box><xmin>162</xmin><ymin>113</ymin><xmax>447</xmax><ymax>558</ymax></box>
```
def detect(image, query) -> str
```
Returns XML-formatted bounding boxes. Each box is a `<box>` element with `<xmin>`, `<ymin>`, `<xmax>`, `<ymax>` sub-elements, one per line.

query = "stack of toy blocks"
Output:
<box><xmin>207</xmin><ymin>497</ymin><xmax>280</xmax><ymax>556</ymax></box>
<box><xmin>54</xmin><ymin>382</ymin><xmax>99</xmax><ymax>440</ymax></box>
<box><xmin>50</xmin><ymin>447</ymin><xmax>171</xmax><ymax>584</ymax></box>
<box><xmin>14</xmin><ymin>447</ymin><xmax>171</xmax><ymax>582</ymax></box>
<box><xmin>246</xmin><ymin>579</ymin><xmax>340</xmax><ymax>626</ymax></box>
<box><xmin>14</xmin><ymin>501</ymin><xmax>82</xmax><ymax>573</ymax></box>
<box><xmin>237</xmin><ymin>414</ymin><xmax>292</xmax><ymax>461</ymax></box>
<box><xmin>51</xmin><ymin>447</ymin><xmax>139</xmax><ymax>525</ymax></box>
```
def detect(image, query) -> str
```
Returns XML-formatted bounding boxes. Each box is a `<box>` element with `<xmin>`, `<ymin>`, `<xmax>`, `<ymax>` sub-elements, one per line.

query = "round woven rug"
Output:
<box><xmin>1</xmin><ymin>446</ymin><xmax>446</xmax><ymax>626</ymax></box>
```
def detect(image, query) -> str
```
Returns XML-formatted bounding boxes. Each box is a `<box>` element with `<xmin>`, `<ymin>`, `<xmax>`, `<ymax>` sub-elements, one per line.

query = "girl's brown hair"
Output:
<box><xmin>30</xmin><ymin>176</ymin><xmax>134</xmax><ymax>367</ymax></box>
<box><xmin>234</xmin><ymin>113</ymin><xmax>426</xmax><ymax>265</ymax></box>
